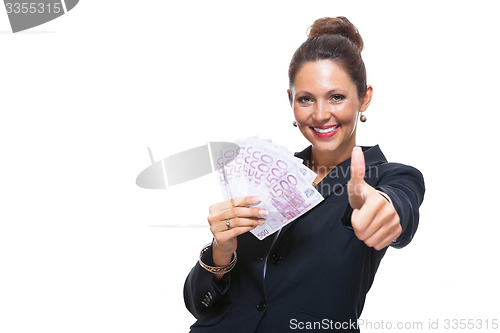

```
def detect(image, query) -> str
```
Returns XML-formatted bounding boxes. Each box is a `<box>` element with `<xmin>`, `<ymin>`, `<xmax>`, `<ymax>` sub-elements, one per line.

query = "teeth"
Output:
<box><xmin>313</xmin><ymin>125</ymin><xmax>339</xmax><ymax>133</ymax></box>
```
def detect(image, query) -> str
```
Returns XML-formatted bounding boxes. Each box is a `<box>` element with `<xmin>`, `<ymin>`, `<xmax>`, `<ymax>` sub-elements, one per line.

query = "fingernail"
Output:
<box><xmin>259</xmin><ymin>209</ymin><xmax>268</xmax><ymax>216</ymax></box>
<box><xmin>258</xmin><ymin>219</ymin><xmax>266</xmax><ymax>225</ymax></box>
<box><xmin>251</xmin><ymin>196</ymin><xmax>261</xmax><ymax>203</ymax></box>
<box><xmin>354</xmin><ymin>146</ymin><xmax>361</xmax><ymax>152</ymax></box>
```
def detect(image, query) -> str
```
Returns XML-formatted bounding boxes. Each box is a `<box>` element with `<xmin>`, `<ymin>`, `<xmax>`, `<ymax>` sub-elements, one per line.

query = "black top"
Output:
<box><xmin>184</xmin><ymin>145</ymin><xmax>425</xmax><ymax>332</ymax></box>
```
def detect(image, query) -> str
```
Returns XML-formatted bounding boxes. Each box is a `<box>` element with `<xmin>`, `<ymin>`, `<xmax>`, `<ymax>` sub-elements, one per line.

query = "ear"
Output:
<box><xmin>287</xmin><ymin>89</ymin><xmax>293</xmax><ymax>107</ymax></box>
<box><xmin>359</xmin><ymin>85</ymin><xmax>373</xmax><ymax>112</ymax></box>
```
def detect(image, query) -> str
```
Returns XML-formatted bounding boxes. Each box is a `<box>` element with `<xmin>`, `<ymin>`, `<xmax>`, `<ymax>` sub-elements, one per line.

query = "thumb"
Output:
<box><xmin>348</xmin><ymin>146</ymin><xmax>367</xmax><ymax>209</ymax></box>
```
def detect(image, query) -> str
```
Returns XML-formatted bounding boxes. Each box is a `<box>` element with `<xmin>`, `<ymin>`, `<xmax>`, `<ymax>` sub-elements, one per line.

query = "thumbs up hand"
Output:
<box><xmin>347</xmin><ymin>147</ymin><xmax>402</xmax><ymax>250</ymax></box>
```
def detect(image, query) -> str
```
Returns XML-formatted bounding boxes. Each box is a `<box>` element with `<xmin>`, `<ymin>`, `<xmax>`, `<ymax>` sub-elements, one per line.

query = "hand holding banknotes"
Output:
<box><xmin>207</xmin><ymin>196</ymin><xmax>267</xmax><ymax>270</ymax></box>
<box><xmin>214</xmin><ymin>137</ymin><xmax>324</xmax><ymax>241</ymax></box>
<box><xmin>348</xmin><ymin>146</ymin><xmax>402</xmax><ymax>250</ymax></box>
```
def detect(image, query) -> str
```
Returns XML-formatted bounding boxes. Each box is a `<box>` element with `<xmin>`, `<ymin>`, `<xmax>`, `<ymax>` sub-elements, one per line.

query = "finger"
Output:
<box><xmin>218</xmin><ymin>206</ymin><xmax>268</xmax><ymax>222</ymax></box>
<box><xmin>212</xmin><ymin>217</ymin><xmax>266</xmax><ymax>233</ymax></box>
<box><xmin>366</xmin><ymin>223</ymin><xmax>402</xmax><ymax>251</ymax></box>
<box><xmin>215</xmin><ymin>226</ymin><xmax>257</xmax><ymax>244</ymax></box>
<box><xmin>374</xmin><ymin>230</ymin><xmax>401</xmax><ymax>251</ymax></box>
<box><xmin>209</xmin><ymin>196</ymin><xmax>261</xmax><ymax>214</ymax></box>
<box><xmin>351</xmin><ymin>196</ymin><xmax>394</xmax><ymax>241</ymax></box>
<box><xmin>208</xmin><ymin>206</ymin><xmax>268</xmax><ymax>227</ymax></box>
<box><xmin>361</xmin><ymin>211</ymin><xmax>401</xmax><ymax>249</ymax></box>
<box><xmin>350</xmin><ymin>146</ymin><xmax>366</xmax><ymax>186</ymax></box>
<box><xmin>351</xmin><ymin>208</ymin><xmax>373</xmax><ymax>240</ymax></box>
<box><xmin>348</xmin><ymin>182</ymin><xmax>368</xmax><ymax>210</ymax></box>
<box><xmin>351</xmin><ymin>194</ymin><xmax>384</xmax><ymax>239</ymax></box>
<box><xmin>362</xmin><ymin>221</ymin><xmax>391</xmax><ymax>248</ymax></box>
<box><xmin>348</xmin><ymin>146</ymin><xmax>367</xmax><ymax>209</ymax></box>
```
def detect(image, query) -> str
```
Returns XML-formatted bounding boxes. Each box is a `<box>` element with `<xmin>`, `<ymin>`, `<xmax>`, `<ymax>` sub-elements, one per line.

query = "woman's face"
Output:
<box><xmin>289</xmin><ymin>60</ymin><xmax>372</xmax><ymax>164</ymax></box>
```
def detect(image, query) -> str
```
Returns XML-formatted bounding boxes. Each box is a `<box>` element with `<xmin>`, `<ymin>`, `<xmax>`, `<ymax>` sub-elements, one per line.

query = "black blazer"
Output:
<box><xmin>184</xmin><ymin>145</ymin><xmax>425</xmax><ymax>332</ymax></box>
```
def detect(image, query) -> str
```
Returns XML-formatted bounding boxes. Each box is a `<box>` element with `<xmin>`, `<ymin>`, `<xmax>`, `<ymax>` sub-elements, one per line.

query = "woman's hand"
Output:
<box><xmin>207</xmin><ymin>196</ymin><xmax>267</xmax><ymax>268</ymax></box>
<box><xmin>347</xmin><ymin>147</ymin><xmax>402</xmax><ymax>250</ymax></box>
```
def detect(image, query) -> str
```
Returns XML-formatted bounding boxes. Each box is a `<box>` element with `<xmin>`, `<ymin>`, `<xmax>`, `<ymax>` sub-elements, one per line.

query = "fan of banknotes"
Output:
<box><xmin>213</xmin><ymin>137</ymin><xmax>324</xmax><ymax>240</ymax></box>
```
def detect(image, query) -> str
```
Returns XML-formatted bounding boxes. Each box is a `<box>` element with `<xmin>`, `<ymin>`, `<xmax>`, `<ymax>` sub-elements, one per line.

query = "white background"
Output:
<box><xmin>1</xmin><ymin>1</ymin><xmax>499</xmax><ymax>332</ymax></box>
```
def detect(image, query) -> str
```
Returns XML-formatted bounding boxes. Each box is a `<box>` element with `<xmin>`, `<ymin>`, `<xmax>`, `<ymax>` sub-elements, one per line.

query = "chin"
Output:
<box><xmin>312</xmin><ymin>142</ymin><xmax>341</xmax><ymax>154</ymax></box>
<box><xmin>307</xmin><ymin>131</ymin><xmax>342</xmax><ymax>152</ymax></box>
<box><xmin>309</xmin><ymin>132</ymin><xmax>355</xmax><ymax>156</ymax></box>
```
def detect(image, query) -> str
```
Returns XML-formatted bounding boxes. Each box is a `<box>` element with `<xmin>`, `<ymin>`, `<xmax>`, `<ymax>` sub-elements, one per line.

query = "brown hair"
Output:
<box><xmin>288</xmin><ymin>16</ymin><xmax>367</xmax><ymax>99</ymax></box>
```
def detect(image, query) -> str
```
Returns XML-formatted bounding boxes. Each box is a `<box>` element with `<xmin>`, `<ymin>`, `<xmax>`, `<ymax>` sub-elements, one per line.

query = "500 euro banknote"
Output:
<box><xmin>214</xmin><ymin>137</ymin><xmax>324</xmax><ymax>240</ymax></box>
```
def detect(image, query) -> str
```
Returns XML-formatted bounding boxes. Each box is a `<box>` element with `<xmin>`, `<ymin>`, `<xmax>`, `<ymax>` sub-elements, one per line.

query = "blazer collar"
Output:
<box><xmin>294</xmin><ymin>145</ymin><xmax>387</xmax><ymax>199</ymax></box>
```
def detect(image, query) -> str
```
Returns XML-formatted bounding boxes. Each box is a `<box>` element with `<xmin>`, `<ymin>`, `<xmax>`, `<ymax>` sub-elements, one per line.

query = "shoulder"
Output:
<box><xmin>368</xmin><ymin>161</ymin><xmax>425</xmax><ymax>204</ymax></box>
<box><xmin>363</xmin><ymin>145</ymin><xmax>425</xmax><ymax>193</ymax></box>
<box><xmin>374</xmin><ymin>161</ymin><xmax>423</xmax><ymax>180</ymax></box>
<box><xmin>363</xmin><ymin>145</ymin><xmax>423</xmax><ymax>181</ymax></box>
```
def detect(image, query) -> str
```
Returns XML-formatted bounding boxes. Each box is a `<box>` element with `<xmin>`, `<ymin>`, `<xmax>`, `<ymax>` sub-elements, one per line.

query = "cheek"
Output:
<box><xmin>293</xmin><ymin>107</ymin><xmax>308</xmax><ymax>124</ymax></box>
<box><xmin>293</xmin><ymin>109</ymin><xmax>311</xmax><ymax>137</ymax></box>
<box><xmin>336</xmin><ymin>102</ymin><xmax>359</xmax><ymax>124</ymax></box>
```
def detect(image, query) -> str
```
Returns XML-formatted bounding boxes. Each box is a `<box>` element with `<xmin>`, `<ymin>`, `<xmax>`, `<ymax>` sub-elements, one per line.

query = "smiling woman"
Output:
<box><xmin>183</xmin><ymin>16</ymin><xmax>425</xmax><ymax>333</ymax></box>
<box><xmin>287</xmin><ymin>16</ymin><xmax>372</xmax><ymax>177</ymax></box>
<box><xmin>290</xmin><ymin>60</ymin><xmax>372</xmax><ymax>177</ymax></box>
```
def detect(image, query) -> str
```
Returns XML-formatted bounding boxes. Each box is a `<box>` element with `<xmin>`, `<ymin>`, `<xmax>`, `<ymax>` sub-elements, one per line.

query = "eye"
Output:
<box><xmin>297</xmin><ymin>96</ymin><xmax>312</xmax><ymax>104</ymax></box>
<box><xmin>330</xmin><ymin>94</ymin><xmax>345</xmax><ymax>102</ymax></box>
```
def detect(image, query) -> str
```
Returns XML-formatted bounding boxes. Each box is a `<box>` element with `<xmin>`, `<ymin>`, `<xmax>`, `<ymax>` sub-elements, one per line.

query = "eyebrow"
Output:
<box><xmin>295</xmin><ymin>89</ymin><xmax>348</xmax><ymax>96</ymax></box>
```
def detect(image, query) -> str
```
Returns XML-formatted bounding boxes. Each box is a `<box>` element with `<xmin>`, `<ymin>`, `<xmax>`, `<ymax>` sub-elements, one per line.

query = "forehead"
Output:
<box><xmin>294</xmin><ymin>60</ymin><xmax>356</xmax><ymax>93</ymax></box>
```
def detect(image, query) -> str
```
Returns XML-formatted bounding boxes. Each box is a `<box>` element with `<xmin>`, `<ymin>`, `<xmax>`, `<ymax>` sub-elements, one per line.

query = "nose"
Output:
<box><xmin>313</xmin><ymin>99</ymin><xmax>331</xmax><ymax>122</ymax></box>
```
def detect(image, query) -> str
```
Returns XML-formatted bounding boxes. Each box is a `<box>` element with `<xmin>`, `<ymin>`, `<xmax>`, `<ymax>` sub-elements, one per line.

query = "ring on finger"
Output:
<box><xmin>226</xmin><ymin>220</ymin><xmax>231</xmax><ymax>229</ymax></box>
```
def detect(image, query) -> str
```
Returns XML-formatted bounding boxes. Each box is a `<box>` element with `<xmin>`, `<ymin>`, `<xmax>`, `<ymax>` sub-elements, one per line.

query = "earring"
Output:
<box><xmin>293</xmin><ymin>120</ymin><xmax>298</xmax><ymax>127</ymax></box>
<box><xmin>360</xmin><ymin>113</ymin><xmax>367</xmax><ymax>122</ymax></box>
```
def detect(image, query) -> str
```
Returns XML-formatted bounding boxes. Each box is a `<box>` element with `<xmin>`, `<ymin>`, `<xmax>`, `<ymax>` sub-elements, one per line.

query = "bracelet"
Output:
<box><xmin>198</xmin><ymin>243</ymin><xmax>237</xmax><ymax>275</ymax></box>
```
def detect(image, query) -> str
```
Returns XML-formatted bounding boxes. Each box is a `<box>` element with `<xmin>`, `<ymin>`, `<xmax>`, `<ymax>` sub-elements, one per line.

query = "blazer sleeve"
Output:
<box><xmin>183</xmin><ymin>243</ymin><xmax>231</xmax><ymax>318</ymax></box>
<box><xmin>341</xmin><ymin>163</ymin><xmax>425</xmax><ymax>249</ymax></box>
<box><xmin>374</xmin><ymin>163</ymin><xmax>425</xmax><ymax>249</ymax></box>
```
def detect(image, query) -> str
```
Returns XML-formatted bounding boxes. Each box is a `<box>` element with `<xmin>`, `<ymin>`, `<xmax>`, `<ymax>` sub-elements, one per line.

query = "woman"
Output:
<box><xmin>184</xmin><ymin>16</ymin><xmax>425</xmax><ymax>332</ymax></box>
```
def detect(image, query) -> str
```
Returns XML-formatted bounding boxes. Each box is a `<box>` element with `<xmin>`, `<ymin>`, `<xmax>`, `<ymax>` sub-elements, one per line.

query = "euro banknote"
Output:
<box><xmin>213</xmin><ymin>137</ymin><xmax>324</xmax><ymax>240</ymax></box>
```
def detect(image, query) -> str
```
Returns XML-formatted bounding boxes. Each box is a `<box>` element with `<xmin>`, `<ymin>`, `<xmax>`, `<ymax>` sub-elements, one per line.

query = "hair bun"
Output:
<box><xmin>307</xmin><ymin>16</ymin><xmax>364</xmax><ymax>53</ymax></box>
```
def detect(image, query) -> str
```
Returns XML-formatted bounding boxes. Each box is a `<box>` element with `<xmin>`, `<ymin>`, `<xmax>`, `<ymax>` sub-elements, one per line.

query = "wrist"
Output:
<box><xmin>198</xmin><ymin>242</ymin><xmax>237</xmax><ymax>275</ymax></box>
<box><xmin>212</xmin><ymin>245</ymin><xmax>233</xmax><ymax>267</ymax></box>
<box><xmin>375</xmin><ymin>189</ymin><xmax>392</xmax><ymax>204</ymax></box>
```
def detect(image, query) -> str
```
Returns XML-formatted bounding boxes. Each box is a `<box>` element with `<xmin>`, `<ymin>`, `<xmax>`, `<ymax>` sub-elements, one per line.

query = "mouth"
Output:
<box><xmin>311</xmin><ymin>124</ymin><xmax>340</xmax><ymax>133</ymax></box>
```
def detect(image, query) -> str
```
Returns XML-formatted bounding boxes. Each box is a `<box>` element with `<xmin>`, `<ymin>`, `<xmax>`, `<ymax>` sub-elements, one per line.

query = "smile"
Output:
<box><xmin>312</xmin><ymin>125</ymin><xmax>340</xmax><ymax>133</ymax></box>
<box><xmin>310</xmin><ymin>124</ymin><xmax>341</xmax><ymax>138</ymax></box>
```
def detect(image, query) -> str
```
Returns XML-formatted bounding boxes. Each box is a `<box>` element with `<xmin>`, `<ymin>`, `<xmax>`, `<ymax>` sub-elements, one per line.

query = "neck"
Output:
<box><xmin>310</xmin><ymin>142</ymin><xmax>355</xmax><ymax>177</ymax></box>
